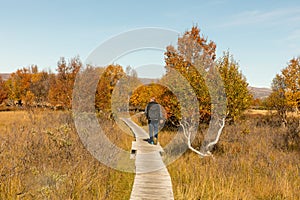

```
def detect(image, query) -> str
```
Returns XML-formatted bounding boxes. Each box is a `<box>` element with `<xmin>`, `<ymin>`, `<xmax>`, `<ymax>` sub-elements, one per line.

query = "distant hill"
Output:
<box><xmin>0</xmin><ymin>73</ymin><xmax>10</xmax><ymax>81</ymax></box>
<box><xmin>138</xmin><ymin>78</ymin><xmax>159</xmax><ymax>84</ymax></box>
<box><xmin>248</xmin><ymin>86</ymin><xmax>272</xmax><ymax>99</ymax></box>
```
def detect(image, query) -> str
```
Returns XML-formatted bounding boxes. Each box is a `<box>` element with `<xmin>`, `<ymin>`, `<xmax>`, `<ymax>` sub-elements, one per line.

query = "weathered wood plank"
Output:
<box><xmin>122</xmin><ymin>118</ymin><xmax>174</xmax><ymax>200</ymax></box>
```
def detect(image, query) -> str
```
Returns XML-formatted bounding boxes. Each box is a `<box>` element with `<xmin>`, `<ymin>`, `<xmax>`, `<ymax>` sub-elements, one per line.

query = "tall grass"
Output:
<box><xmin>0</xmin><ymin>110</ymin><xmax>134</xmax><ymax>200</ymax></box>
<box><xmin>163</xmin><ymin>114</ymin><xmax>300</xmax><ymax>199</ymax></box>
<box><xmin>131</xmin><ymin>110</ymin><xmax>299</xmax><ymax>199</ymax></box>
<box><xmin>1</xmin><ymin>110</ymin><xmax>299</xmax><ymax>199</ymax></box>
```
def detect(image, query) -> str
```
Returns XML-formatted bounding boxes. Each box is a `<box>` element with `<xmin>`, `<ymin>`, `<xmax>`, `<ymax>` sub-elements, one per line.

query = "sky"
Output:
<box><xmin>1</xmin><ymin>0</ymin><xmax>300</xmax><ymax>88</ymax></box>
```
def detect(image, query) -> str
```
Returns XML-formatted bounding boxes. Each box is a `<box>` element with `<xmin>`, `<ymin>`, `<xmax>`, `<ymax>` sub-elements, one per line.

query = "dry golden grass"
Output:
<box><xmin>246</xmin><ymin>109</ymin><xmax>300</xmax><ymax>118</ymax></box>
<box><xmin>132</xmin><ymin>112</ymin><xmax>299</xmax><ymax>199</ymax></box>
<box><xmin>244</xmin><ymin>109</ymin><xmax>274</xmax><ymax>116</ymax></box>
<box><xmin>163</xmin><ymin>115</ymin><xmax>300</xmax><ymax>200</ymax></box>
<box><xmin>113</xmin><ymin>111</ymin><xmax>300</xmax><ymax>199</ymax></box>
<box><xmin>0</xmin><ymin>110</ymin><xmax>134</xmax><ymax>200</ymax></box>
<box><xmin>1</xmin><ymin>110</ymin><xmax>299</xmax><ymax>199</ymax></box>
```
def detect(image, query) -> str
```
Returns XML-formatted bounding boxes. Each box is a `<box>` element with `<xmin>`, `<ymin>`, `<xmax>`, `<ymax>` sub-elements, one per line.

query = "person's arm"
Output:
<box><xmin>159</xmin><ymin>105</ymin><xmax>163</xmax><ymax>119</ymax></box>
<box><xmin>159</xmin><ymin>105</ymin><xmax>164</xmax><ymax>123</ymax></box>
<box><xmin>144</xmin><ymin>104</ymin><xmax>148</xmax><ymax>119</ymax></box>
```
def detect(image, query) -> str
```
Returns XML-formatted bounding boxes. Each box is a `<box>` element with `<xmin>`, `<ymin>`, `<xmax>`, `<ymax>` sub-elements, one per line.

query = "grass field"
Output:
<box><xmin>132</xmin><ymin>111</ymin><xmax>300</xmax><ymax>199</ymax></box>
<box><xmin>165</xmin><ymin>114</ymin><xmax>300</xmax><ymax>199</ymax></box>
<box><xmin>0</xmin><ymin>110</ymin><xmax>134</xmax><ymax>200</ymax></box>
<box><xmin>0</xmin><ymin>110</ymin><xmax>299</xmax><ymax>199</ymax></box>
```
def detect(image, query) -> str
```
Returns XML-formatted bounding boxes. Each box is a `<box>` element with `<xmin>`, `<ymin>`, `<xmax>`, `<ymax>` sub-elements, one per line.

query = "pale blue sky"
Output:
<box><xmin>1</xmin><ymin>0</ymin><xmax>300</xmax><ymax>87</ymax></box>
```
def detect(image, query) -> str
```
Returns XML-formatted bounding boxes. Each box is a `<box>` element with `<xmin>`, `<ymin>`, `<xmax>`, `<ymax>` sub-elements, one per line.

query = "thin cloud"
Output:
<box><xmin>282</xmin><ymin>29</ymin><xmax>300</xmax><ymax>54</ymax></box>
<box><xmin>220</xmin><ymin>7</ymin><xmax>300</xmax><ymax>28</ymax></box>
<box><xmin>286</xmin><ymin>29</ymin><xmax>300</xmax><ymax>41</ymax></box>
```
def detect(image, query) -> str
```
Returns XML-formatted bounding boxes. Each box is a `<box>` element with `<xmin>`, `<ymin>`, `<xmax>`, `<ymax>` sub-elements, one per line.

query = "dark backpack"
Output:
<box><xmin>148</xmin><ymin>103</ymin><xmax>160</xmax><ymax>120</ymax></box>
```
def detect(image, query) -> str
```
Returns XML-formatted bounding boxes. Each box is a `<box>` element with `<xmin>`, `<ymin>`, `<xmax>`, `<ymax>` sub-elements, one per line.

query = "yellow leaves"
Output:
<box><xmin>271</xmin><ymin>57</ymin><xmax>300</xmax><ymax>113</ymax></box>
<box><xmin>95</xmin><ymin>65</ymin><xmax>125</xmax><ymax>113</ymax></box>
<box><xmin>0</xmin><ymin>76</ymin><xmax>7</xmax><ymax>104</ymax></box>
<box><xmin>24</xmin><ymin>91</ymin><xmax>35</xmax><ymax>105</ymax></box>
<box><xmin>285</xmin><ymin>90</ymin><xmax>300</xmax><ymax>110</ymax></box>
<box><xmin>281</xmin><ymin>58</ymin><xmax>300</xmax><ymax>92</ymax></box>
<box><xmin>129</xmin><ymin>83</ymin><xmax>165</xmax><ymax>108</ymax></box>
<box><xmin>48</xmin><ymin>57</ymin><xmax>82</xmax><ymax>109</ymax></box>
<box><xmin>164</xmin><ymin>26</ymin><xmax>219</xmax><ymax>122</ymax></box>
<box><xmin>31</xmin><ymin>73</ymin><xmax>42</xmax><ymax>83</ymax></box>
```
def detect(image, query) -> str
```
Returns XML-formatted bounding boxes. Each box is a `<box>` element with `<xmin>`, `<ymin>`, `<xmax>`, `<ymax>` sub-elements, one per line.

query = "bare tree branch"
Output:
<box><xmin>180</xmin><ymin>114</ymin><xmax>226</xmax><ymax>157</ymax></box>
<box><xmin>206</xmin><ymin>117</ymin><xmax>226</xmax><ymax>149</ymax></box>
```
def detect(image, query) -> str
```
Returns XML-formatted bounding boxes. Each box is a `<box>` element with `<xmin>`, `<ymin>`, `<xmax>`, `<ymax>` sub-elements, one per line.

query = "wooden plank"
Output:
<box><xmin>121</xmin><ymin>118</ymin><xmax>174</xmax><ymax>200</ymax></box>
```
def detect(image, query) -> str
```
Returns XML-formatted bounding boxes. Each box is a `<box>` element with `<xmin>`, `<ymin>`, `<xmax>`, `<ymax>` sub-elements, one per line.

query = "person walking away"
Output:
<box><xmin>145</xmin><ymin>97</ymin><xmax>163</xmax><ymax>145</ymax></box>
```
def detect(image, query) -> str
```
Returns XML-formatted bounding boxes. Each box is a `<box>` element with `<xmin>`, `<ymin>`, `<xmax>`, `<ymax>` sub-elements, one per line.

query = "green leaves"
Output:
<box><xmin>217</xmin><ymin>52</ymin><xmax>252</xmax><ymax>123</ymax></box>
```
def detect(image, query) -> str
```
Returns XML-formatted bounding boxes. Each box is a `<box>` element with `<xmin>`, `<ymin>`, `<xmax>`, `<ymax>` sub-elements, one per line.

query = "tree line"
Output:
<box><xmin>0</xmin><ymin>26</ymin><xmax>299</xmax><ymax>124</ymax></box>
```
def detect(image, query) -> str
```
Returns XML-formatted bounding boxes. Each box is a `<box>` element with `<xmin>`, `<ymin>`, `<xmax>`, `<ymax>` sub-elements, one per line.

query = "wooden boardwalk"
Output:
<box><xmin>122</xmin><ymin>118</ymin><xmax>174</xmax><ymax>200</ymax></box>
